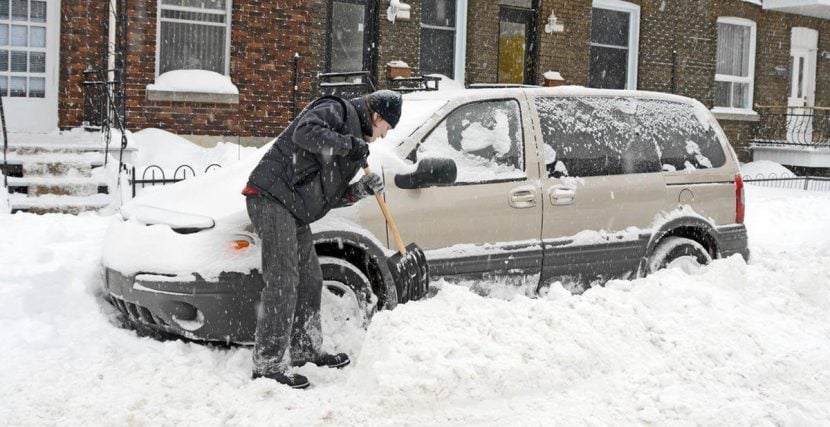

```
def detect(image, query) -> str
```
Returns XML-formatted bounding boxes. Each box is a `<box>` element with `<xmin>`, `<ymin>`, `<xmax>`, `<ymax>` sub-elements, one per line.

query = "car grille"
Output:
<box><xmin>109</xmin><ymin>296</ymin><xmax>169</xmax><ymax>327</ymax></box>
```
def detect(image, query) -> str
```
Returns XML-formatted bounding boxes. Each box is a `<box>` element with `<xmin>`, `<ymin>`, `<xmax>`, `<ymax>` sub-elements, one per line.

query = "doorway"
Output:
<box><xmin>788</xmin><ymin>27</ymin><xmax>818</xmax><ymax>144</ymax></box>
<box><xmin>498</xmin><ymin>2</ymin><xmax>536</xmax><ymax>84</ymax></box>
<box><xmin>1</xmin><ymin>0</ymin><xmax>59</xmax><ymax>132</ymax></box>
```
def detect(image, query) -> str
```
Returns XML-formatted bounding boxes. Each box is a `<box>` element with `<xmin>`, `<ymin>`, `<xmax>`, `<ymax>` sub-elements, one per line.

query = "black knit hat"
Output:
<box><xmin>367</xmin><ymin>90</ymin><xmax>402</xmax><ymax>128</ymax></box>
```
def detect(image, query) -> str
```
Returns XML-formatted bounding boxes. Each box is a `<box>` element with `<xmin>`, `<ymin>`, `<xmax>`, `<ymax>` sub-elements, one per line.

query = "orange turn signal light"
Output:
<box><xmin>231</xmin><ymin>240</ymin><xmax>250</xmax><ymax>250</ymax></box>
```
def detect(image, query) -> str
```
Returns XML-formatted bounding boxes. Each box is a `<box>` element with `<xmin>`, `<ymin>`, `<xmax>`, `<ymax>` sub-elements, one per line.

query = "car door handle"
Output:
<box><xmin>548</xmin><ymin>186</ymin><xmax>575</xmax><ymax>206</ymax></box>
<box><xmin>509</xmin><ymin>186</ymin><xmax>537</xmax><ymax>209</ymax></box>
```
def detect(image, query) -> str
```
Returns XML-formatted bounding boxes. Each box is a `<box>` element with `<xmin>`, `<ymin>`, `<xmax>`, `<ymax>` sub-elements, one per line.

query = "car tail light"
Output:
<box><xmin>735</xmin><ymin>173</ymin><xmax>745</xmax><ymax>224</ymax></box>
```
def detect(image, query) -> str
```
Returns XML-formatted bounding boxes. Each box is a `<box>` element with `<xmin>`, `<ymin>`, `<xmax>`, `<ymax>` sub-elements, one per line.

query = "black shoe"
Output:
<box><xmin>252</xmin><ymin>371</ymin><xmax>310</xmax><ymax>389</ymax></box>
<box><xmin>292</xmin><ymin>353</ymin><xmax>350</xmax><ymax>369</ymax></box>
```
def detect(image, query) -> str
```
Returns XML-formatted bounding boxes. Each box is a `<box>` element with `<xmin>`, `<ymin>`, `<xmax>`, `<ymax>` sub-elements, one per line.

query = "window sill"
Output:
<box><xmin>711</xmin><ymin>108</ymin><xmax>760</xmax><ymax>122</ymax></box>
<box><xmin>146</xmin><ymin>89</ymin><xmax>239</xmax><ymax>104</ymax></box>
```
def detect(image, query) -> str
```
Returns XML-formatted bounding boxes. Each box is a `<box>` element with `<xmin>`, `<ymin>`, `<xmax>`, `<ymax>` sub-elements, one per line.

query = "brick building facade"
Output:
<box><xmin>56</xmin><ymin>0</ymin><xmax>314</xmax><ymax>145</ymax></box>
<box><xmin>46</xmin><ymin>1</ymin><xmax>830</xmax><ymax>159</ymax></box>
<box><xmin>307</xmin><ymin>0</ymin><xmax>830</xmax><ymax>161</ymax></box>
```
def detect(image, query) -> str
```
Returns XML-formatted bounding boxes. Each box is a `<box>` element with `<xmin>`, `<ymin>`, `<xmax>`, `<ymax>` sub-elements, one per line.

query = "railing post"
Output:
<box><xmin>805</xmin><ymin>176</ymin><xmax>810</xmax><ymax>191</ymax></box>
<box><xmin>1</xmin><ymin>95</ymin><xmax>8</xmax><ymax>191</ymax></box>
<box><xmin>292</xmin><ymin>53</ymin><xmax>300</xmax><ymax>120</ymax></box>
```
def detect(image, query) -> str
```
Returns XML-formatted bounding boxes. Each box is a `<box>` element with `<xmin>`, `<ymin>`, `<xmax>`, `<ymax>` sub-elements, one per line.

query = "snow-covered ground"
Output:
<box><xmin>1</xmin><ymin>185</ymin><xmax>829</xmax><ymax>425</ymax></box>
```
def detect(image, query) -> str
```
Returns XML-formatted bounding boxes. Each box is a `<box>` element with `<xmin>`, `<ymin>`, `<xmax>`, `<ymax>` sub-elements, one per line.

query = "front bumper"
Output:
<box><xmin>104</xmin><ymin>268</ymin><xmax>263</xmax><ymax>343</ymax></box>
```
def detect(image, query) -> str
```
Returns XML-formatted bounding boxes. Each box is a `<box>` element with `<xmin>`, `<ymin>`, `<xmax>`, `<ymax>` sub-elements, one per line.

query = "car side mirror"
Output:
<box><xmin>395</xmin><ymin>157</ymin><xmax>457</xmax><ymax>189</ymax></box>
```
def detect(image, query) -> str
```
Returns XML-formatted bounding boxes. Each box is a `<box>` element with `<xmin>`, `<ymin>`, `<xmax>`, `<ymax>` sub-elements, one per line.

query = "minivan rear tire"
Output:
<box><xmin>646</xmin><ymin>236</ymin><xmax>712</xmax><ymax>275</ymax></box>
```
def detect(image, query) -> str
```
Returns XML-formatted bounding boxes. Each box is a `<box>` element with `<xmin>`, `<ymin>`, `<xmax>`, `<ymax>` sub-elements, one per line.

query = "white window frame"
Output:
<box><xmin>591</xmin><ymin>0</ymin><xmax>640</xmax><ymax>90</ymax></box>
<box><xmin>419</xmin><ymin>0</ymin><xmax>467</xmax><ymax>82</ymax></box>
<box><xmin>155</xmin><ymin>0</ymin><xmax>233</xmax><ymax>78</ymax></box>
<box><xmin>713</xmin><ymin>17</ymin><xmax>756</xmax><ymax>115</ymax></box>
<box><xmin>454</xmin><ymin>0</ymin><xmax>467</xmax><ymax>83</ymax></box>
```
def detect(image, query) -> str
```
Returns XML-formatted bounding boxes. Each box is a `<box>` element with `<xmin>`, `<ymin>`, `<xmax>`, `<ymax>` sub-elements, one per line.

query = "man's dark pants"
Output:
<box><xmin>246</xmin><ymin>195</ymin><xmax>323</xmax><ymax>375</ymax></box>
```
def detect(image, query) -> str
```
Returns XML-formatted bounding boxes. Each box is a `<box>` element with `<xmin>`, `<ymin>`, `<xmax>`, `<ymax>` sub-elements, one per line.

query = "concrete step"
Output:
<box><xmin>9</xmin><ymin>193</ymin><xmax>112</xmax><ymax>215</ymax></box>
<box><xmin>7</xmin><ymin>152</ymin><xmax>106</xmax><ymax>177</ymax></box>
<box><xmin>6</xmin><ymin>176</ymin><xmax>110</xmax><ymax>197</ymax></box>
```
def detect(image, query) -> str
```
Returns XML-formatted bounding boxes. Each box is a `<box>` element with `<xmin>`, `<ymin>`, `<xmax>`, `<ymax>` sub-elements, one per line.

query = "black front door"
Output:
<box><xmin>327</xmin><ymin>0</ymin><xmax>378</xmax><ymax>85</ymax></box>
<box><xmin>498</xmin><ymin>5</ymin><xmax>536</xmax><ymax>84</ymax></box>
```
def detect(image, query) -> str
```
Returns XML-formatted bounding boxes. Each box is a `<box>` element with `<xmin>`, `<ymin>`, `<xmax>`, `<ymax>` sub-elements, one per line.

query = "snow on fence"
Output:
<box><xmin>129</xmin><ymin>164</ymin><xmax>223</xmax><ymax>198</ymax></box>
<box><xmin>743</xmin><ymin>173</ymin><xmax>830</xmax><ymax>192</ymax></box>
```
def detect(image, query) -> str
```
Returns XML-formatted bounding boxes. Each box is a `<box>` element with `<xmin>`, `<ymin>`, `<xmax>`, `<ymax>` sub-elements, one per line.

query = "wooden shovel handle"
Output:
<box><xmin>363</xmin><ymin>166</ymin><xmax>407</xmax><ymax>254</ymax></box>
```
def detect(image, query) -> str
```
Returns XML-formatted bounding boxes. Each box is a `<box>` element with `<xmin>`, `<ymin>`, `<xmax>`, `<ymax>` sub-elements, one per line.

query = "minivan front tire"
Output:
<box><xmin>319</xmin><ymin>256</ymin><xmax>377</xmax><ymax>329</ymax></box>
<box><xmin>646</xmin><ymin>236</ymin><xmax>712</xmax><ymax>275</ymax></box>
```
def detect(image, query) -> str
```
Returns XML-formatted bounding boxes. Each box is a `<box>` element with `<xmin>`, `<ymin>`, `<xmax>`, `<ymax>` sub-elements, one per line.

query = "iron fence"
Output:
<box><xmin>751</xmin><ymin>106</ymin><xmax>830</xmax><ymax>147</ymax></box>
<box><xmin>130</xmin><ymin>164</ymin><xmax>223</xmax><ymax>198</ymax></box>
<box><xmin>743</xmin><ymin>173</ymin><xmax>830</xmax><ymax>192</ymax></box>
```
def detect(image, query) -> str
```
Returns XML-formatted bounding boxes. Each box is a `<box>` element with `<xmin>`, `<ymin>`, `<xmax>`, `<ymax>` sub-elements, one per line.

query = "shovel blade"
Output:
<box><xmin>386</xmin><ymin>243</ymin><xmax>429</xmax><ymax>304</ymax></box>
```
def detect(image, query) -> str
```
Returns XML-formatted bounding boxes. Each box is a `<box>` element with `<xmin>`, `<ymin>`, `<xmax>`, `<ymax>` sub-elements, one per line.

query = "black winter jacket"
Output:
<box><xmin>247</xmin><ymin>96</ymin><xmax>372</xmax><ymax>225</ymax></box>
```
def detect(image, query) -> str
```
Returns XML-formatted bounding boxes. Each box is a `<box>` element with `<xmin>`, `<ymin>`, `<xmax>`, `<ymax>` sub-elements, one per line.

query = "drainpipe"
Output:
<box><xmin>108</xmin><ymin>0</ymin><xmax>117</xmax><ymax>116</ymax></box>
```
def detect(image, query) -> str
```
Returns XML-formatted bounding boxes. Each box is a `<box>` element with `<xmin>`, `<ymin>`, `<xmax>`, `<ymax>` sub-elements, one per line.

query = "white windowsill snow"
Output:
<box><xmin>711</xmin><ymin>107</ymin><xmax>760</xmax><ymax>122</ymax></box>
<box><xmin>146</xmin><ymin>70</ymin><xmax>239</xmax><ymax>104</ymax></box>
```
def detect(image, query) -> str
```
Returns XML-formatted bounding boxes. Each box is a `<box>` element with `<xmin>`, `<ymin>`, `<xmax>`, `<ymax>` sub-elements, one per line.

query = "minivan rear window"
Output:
<box><xmin>535</xmin><ymin>96</ymin><xmax>662</xmax><ymax>178</ymax></box>
<box><xmin>636</xmin><ymin>99</ymin><xmax>726</xmax><ymax>171</ymax></box>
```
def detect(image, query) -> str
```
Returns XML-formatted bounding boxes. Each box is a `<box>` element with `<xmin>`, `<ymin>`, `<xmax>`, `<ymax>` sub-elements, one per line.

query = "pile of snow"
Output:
<box><xmin>128</xmin><ymin>128</ymin><xmax>256</xmax><ymax>172</ymax></box>
<box><xmin>543</xmin><ymin>71</ymin><xmax>564</xmax><ymax>81</ymax></box>
<box><xmin>426</xmin><ymin>74</ymin><xmax>465</xmax><ymax>92</ymax></box>
<box><xmin>3</xmin><ymin>186</ymin><xmax>830</xmax><ymax>424</ymax></box>
<box><xmin>147</xmin><ymin>70</ymin><xmax>239</xmax><ymax>95</ymax></box>
<box><xmin>740</xmin><ymin>160</ymin><xmax>796</xmax><ymax>179</ymax></box>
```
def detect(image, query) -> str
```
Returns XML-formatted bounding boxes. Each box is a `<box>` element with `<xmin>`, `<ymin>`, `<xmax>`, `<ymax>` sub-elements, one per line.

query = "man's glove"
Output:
<box><xmin>347</xmin><ymin>137</ymin><xmax>370</xmax><ymax>162</ymax></box>
<box><xmin>350</xmin><ymin>173</ymin><xmax>384</xmax><ymax>200</ymax></box>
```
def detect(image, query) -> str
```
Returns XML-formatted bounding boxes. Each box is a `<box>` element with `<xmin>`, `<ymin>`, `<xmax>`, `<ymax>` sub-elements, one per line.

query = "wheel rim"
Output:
<box><xmin>322</xmin><ymin>279</ymin><xmax>365</xmax><ymax>327</ymax></box>
<box><xmin>664</xmin><ymin>255</ymin><xmax>704</xmax><ymax>274</ymax></box>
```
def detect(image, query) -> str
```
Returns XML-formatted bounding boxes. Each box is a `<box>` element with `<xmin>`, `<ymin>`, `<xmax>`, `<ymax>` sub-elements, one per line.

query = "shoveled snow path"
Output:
<box><xmin>1</xmin><ymin>185</ymin><xmax>829</xmax><ymax>425</ymax></box>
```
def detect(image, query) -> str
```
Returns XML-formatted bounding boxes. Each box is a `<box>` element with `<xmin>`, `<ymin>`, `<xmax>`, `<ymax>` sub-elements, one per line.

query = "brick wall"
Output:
<box><xmin>58</xmin><ymin>1</ymin><xmax>313</xmax><ymax>139</ymax></box>
<box><xmin>377</xmin><ymin>1</ymin><xmax>423</xmax><ymax>89</ymax></box>
<box><xmin>59</xmin><ymin>0</ymin><xmax>108</xmax><ymax>128</ymax></box>
<box><xmin>711</xmin><ymin>0</ymin><xmax>830</xmax><ymax>160</ymax></box>
<box><xmin>535</xmin><ymin>0</ymin><xmax>591</xmax><ymax>86</ymax></box>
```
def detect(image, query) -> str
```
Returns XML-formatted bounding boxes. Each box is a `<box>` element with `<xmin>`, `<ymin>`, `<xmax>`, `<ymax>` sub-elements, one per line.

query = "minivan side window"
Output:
<box><xmin>418</xmin><ymin>99</ymin><xmax>525</xmax><ymax>184</ymax></box>
<box><xmin>535</xmin><ymin>96</ymin><xmax>661</xmax><ymax>178</ymax></box>
<box><xmin>636</xmin><ymin>99</ymin><xmax>726</xmax><ymax>171</ymax></box>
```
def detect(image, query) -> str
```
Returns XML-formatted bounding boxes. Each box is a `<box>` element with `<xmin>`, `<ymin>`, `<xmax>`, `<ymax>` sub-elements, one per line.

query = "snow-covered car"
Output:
<box><xmin>102</xmin><ymin>87</ymin><xmax>749</xmax><ymax>343</ymax></box>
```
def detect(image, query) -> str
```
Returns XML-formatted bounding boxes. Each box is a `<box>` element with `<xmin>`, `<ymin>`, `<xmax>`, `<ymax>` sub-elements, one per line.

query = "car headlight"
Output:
<box><xmin>230</xmin><ymin>234</ymin><xmax>255</xmax><ymax>250</ymax></box>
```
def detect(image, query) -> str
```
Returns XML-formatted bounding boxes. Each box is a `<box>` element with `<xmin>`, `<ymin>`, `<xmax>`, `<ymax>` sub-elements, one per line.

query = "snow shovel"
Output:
<box><xmin>363</xmin><ymin>166</ymin><xmax>429</xmax><ymax>303</ymax></box>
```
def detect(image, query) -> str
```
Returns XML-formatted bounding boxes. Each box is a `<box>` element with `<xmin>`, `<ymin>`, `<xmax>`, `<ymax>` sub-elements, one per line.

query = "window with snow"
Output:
<box><xmin>637</xmin><ymin>99</ymin><xmax>726</xmax><ymax>172</ymax></box>
<box><xmin>536</xmin><ymin>97</ymin><xmax>660</xmax><ymax>178</ymax></box>
<box><xmin>589</xmin><ymin>0</ymin><xmax>639</xmax><ymax>90</ymax></box>
<box><xmin>417</xmin><ymin>99</ymin><xmax>525</xmax><ymax>184</ymax></box>
<box><xmin>157</xmin><ymin>0</ymin><xmax>231</xmax><ymax>76</ymax></box>
<box><xmin>714</xmin><ymin>18</ymin><xmax>756</xmax><ymax>111</ymax></box>
<box><xmin>420</xmin><ymin>0</ymin><xmax>456</xmax><ymax>78</ymax></box>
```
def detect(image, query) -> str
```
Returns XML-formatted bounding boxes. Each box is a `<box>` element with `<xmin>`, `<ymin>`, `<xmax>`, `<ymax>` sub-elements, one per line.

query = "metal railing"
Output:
<box><xmin>751</xmin><ymin>106</ymin><xmax>830</xmax><ymax>147</ymax></box>
<box><xmin>318</xmin><ymin>71</ymin><xmax>376</xmax><ymax>99</ymax></box>
<box><xmin>129</xmin><ymin>163</ymin><xmax>223</xmax><ymax>198</ymax></box>
<box><xmin>389</xmin><ymin>75</ymin><xmax>441</xmax><ymax>93</ymax></box>
<box><xmin>1</xmin><ymin>95</ymin><xmax>8</xmax><ymax>191</ymax></box>
<box><xmin>743</xmin><ymin>172</ymin><xmax>830</xmax><ymax>192</ymax></box>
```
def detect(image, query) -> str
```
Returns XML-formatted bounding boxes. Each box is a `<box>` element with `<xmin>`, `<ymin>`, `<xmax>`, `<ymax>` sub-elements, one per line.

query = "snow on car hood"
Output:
<box><xmin>120</xmin><ymin>205</ymin><xmax>215</xmax><ymax>232</ymax></box>
<box><xmin>120</xmin><ymin>97</ymin><xmax>447</xmax><ymax>222</ymax></box>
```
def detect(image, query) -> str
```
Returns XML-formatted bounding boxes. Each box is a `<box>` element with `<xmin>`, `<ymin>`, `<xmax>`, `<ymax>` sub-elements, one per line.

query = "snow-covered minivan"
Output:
<box><xmin>102</xmin><ymin>87</ymin><xmax>749</xmax><ymax>343</ymax></box>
